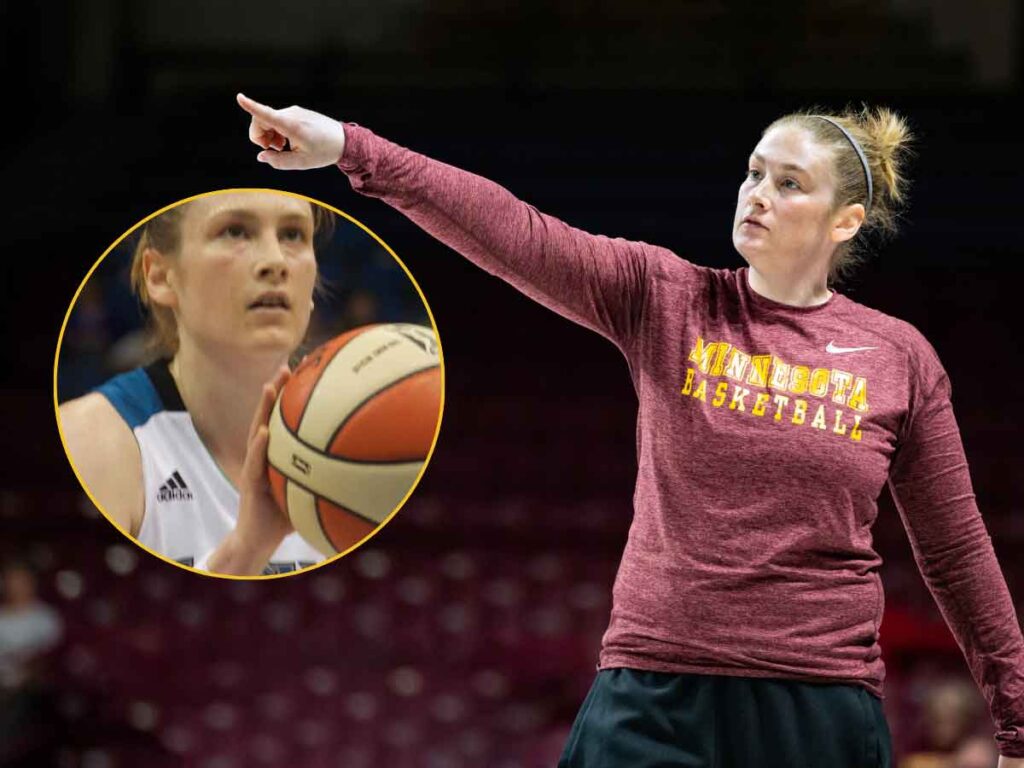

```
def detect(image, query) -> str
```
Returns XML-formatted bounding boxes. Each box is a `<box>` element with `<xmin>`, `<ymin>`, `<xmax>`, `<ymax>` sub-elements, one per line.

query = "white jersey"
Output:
<box><xmin>97</xmin><ymin>362</ymin><xmax>324</xmax><ymax>574</ymax></box>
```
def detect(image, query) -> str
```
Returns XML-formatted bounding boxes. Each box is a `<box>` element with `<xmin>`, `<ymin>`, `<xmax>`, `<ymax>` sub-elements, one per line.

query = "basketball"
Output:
<box><xmin>266</xmin><ymin>323</ymin><xmax>442</xmax><ymax>557</ymax></box>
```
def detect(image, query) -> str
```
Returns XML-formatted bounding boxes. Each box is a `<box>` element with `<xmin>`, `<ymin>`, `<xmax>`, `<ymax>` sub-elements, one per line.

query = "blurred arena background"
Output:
<box><xmin>2</xmin><ymin>1</ymin><xmax>1022</xmax><ymax>766</ymax></box>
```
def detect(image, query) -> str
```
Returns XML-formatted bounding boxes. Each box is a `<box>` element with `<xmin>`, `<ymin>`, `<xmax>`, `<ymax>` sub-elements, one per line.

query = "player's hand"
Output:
<box><xmin>236</xmin><ymin>93</ymin><xmax>346</xmax><ymax>170</ymax></box>
<box><xmin>206</xmin><ymin>366</ymin><xmax>293</xmax><ymax>575</ymax></box>
<box><xmin>997</xmin><ymin>756</ymin><xmax>1024</xmax><ymax>768</ymax></box>
<box><xmin>236</xmin><ymin>365</ymin><xmax>294</xmax><ymax>546</ymax></box>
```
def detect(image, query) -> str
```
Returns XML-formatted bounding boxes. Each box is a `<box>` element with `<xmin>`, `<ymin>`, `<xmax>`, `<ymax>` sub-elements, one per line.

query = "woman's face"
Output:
<box><xmin>732</xmin><ymin>124</ymin><xmax>849</xmax><ymax>273</ymax></box>
<box><xmin>157</xmin><ymin>192</ymin><xmax>318</xmax><ymax>358</ymax></box>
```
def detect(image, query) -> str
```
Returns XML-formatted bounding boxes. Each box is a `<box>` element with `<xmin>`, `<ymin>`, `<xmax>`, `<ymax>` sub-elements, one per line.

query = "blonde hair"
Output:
<box><xmin>130</xmin><ymin>207</ymin><xmax>186</xmax><ymax>357</ymax></box>
<box><xmin>766</xmin><ymin>105</ymin><xmax>914</xmax><ymax>285</ymax></box>
<box><xmin>129</xmin><ymin>199</ymin><xmax>335</xmax><ymax>357</ymax></box>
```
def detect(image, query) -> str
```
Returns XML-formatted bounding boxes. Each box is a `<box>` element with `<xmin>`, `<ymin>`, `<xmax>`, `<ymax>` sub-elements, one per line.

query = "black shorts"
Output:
<box><xmin>558</xmin><ymin>668</ymin><xmax>893</xmax><ymax>768</ymax></box>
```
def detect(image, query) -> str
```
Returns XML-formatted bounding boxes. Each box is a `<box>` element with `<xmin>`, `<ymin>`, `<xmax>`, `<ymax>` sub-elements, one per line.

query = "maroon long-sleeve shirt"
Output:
<box><xmin>337</xmin><ymin>123</ymin><xmax>1024</xmax><ymax>756</ymax></box>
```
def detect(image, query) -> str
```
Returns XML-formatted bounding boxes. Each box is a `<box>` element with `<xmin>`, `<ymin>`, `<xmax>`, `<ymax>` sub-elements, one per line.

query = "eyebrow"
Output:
<box><xmin>750</xmin><ymin>153</ymin><xmax>809</xmax><ymax>175</ymax></box>
<box><xmin>209</xmin><ymin>208</ymin><xmax>314</xmax><ymax>226</ymax></box>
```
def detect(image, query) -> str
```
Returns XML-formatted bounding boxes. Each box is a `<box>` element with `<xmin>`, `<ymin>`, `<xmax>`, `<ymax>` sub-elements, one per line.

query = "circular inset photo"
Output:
<box><xmin>54</xmin><ymin>189</ymin><xmax>444</xmax><ymax>578</ymax></box>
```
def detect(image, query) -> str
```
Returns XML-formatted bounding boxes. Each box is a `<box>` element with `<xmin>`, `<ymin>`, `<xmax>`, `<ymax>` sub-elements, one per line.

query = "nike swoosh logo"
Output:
<box><xmin>826</xmin><ymin>341</ymin><xmax>878</xmax><ymax>354</ymax></box>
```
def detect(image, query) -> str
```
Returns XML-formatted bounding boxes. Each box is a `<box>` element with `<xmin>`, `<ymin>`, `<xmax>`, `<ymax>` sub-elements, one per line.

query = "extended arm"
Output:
<box><xmin>237</xmin><ymin>93</ymin><xmax>671</xmax><ymax>352</ymax></box>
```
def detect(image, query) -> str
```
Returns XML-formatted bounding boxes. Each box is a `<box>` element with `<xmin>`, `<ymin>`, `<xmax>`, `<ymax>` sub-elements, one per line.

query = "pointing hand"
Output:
<box><xmin>237</xmin><ymin>92</ymin><xmax>346</xmax><ymax>170</ymax></box>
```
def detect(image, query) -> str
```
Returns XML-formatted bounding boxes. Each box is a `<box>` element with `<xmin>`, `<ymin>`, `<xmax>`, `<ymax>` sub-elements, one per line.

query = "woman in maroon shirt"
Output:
<box><xmin>235</xmin><ymin>93</ymin><xmax>1024</xmax><ymax>767</ymax></box>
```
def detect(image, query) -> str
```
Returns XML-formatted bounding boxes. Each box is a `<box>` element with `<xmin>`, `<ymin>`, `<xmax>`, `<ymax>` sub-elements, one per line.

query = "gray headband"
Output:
<box><xmin>815</xmin><ymin>116</ymin><xmax>873</xmax><ymax>213</ymax></box>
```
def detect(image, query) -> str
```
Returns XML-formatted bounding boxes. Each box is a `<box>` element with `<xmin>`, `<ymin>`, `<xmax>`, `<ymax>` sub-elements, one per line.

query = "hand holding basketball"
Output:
<box><xmin>207</xmin><ymin>365</ymin><xmax>295</xmax><ymax>575</ymax></box>
<box><xmin>237</xmin><ymin>365</ymin><xmax>296</xmax><ymax>545</ymax></box>
<box><xmin>237</xmin><ymin>92</ymin><xmax>346</xmax><ymax>170</ymax></box>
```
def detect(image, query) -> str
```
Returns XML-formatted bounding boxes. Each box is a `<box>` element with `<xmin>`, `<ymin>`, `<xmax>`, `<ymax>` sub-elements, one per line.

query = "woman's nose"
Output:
<box><xmin>256</xmin><ymin>239</ymin><xmax>289</xmax><ymax>281</ymax></box>
<box><xmin>748</xmin><ymin>180</ymin><xmax>771</xmax><ymax>209</ymax></box>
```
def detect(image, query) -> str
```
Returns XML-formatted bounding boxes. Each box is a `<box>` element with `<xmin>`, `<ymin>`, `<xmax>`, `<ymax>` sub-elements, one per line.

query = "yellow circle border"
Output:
<box><xmin>52</xmin><ymin>188</ymin><xmax>446</xmax><ymax>580</ymax></box>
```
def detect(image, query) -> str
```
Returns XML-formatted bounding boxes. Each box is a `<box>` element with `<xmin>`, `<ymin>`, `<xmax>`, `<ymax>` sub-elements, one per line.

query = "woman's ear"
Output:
<box><xmin>144</xmin><ymin>247</ymin><xmax>178</xmax><ymax>309</ymax></box>
<box><xmin>830</xmin><ymin>203</ymin><xmax>866</xmax><ymax>245</ymax></box>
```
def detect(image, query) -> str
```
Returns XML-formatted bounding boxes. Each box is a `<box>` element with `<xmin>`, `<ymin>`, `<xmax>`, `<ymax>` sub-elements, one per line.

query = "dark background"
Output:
<box><xmin>2</xmin><ymin>1</ymin><xmax>1022</xmax><ymax>766</ymax></box>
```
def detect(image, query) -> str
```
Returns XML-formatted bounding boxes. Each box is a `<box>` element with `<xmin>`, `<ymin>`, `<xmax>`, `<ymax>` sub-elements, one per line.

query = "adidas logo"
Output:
<box><xmin>157</xmin><ymin>471</ymin><xmax>194</xmax><ymax>502</ymax></box>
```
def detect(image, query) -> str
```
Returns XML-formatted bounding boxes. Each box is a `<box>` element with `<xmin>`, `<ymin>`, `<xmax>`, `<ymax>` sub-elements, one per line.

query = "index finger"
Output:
<box><xmin>248</xmin><ymin>366</ymin><xmax>292</xmax><ymax>444</ymax></box>
<box><xmin>269</xmin><ymin>364</ymin><xmax>292</xmax><ymax>395</ymax></box>
<box><xmin>237</xmin><ymin>93</ymin><xmax>297</xmax><ymax>134</ymax></box>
